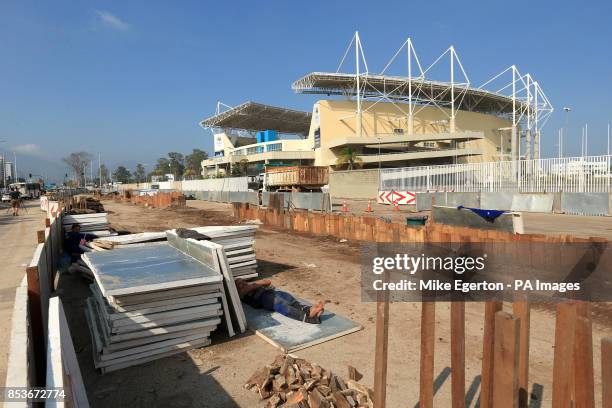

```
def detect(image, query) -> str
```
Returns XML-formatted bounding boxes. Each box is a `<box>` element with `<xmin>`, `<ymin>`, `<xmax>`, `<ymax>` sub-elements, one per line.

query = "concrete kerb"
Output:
<box><xmin>480</xmin><ymin>192</ymin><xmax>514</xmax><ymax>210</ymax></box>
<box><xmin>445</xmin><ymin>192</ymin><xmax>480</xmax><ymax>208</ymax></box>
<box><xmin>511</xmin><ymin>194</ymin><xmax>555</xmax><ymax>213</ymax></box>
<box><xmin>416</xmin><ymin>192</ymin><xmax>447</xmax><ymax>211</ymax></box>
<box><xmin>561</xmin><ymin>192</ymin><xmax>610</xmax><ymax>216</ymax></box>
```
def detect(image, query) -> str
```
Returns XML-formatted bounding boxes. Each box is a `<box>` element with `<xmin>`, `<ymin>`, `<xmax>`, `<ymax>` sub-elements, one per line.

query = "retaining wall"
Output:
<box><xmin>561</xmin><ymin>192</ymin><xmax>611</xmax><ymax>216</ymax></box>
<box><xmin>480</xmin><ymin>192</ymin><xmax>514</xmax><ymax>210</ymax></box>
<box><xmin>511</xmin><ymin>194</ymin><xmax>555</xmax><ymax>213</ymax></box>
<box><xmin>231</xmin><ymin>202</ymin><xmax>601</xmax><ymax>244</ymax></box>
<box><xmin>416</xmin><ymin>191</ymin><xmax>612</xmax><ymax>216</ymax></box>
<box><xmin>329</xmin><ymin>169</ymin><xmax>379</xmax><ymax>199</ymax></box>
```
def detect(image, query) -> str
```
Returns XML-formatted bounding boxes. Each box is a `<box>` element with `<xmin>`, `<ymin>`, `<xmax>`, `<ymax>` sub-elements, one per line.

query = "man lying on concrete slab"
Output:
<box><xmin>235</xmin><ymin>279</ymin><xmax>325</xmax><ymax>324</ymax></box>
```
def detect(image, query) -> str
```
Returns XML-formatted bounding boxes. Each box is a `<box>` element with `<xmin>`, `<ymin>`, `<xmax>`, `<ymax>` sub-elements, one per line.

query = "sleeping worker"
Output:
<box><xmin>235</xmin><ymin>278</ymin><xmax>325</xmax><ymax>324</ymax></box>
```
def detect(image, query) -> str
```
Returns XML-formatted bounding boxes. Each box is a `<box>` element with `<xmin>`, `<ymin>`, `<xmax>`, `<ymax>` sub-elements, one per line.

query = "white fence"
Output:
<box><xmin>380</xmin><ymin>155</ymin><xmax>612</xmax><ymax>193</ymax></box>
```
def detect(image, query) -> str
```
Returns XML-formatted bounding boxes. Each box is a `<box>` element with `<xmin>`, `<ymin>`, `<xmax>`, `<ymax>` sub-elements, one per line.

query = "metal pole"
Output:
<box><xmin>13</xmin><ymin>152</ymin><xmax>17</xmax><ymax>182</ymax></box>
<box><xmin>525</xmin><ymin>74</ymin><xmax>531</xmax><ymax>160</ymax></box>
<box><xmin>511</xmin><ymin>66</ymin><xmax>517</xmax><ymax>178</ymax></box>
<box><xmin>407</xmin><ymin>39</ymin><xmax>414</xmax><ymax>135</ymax></box>
<box><xmin>585</xmin><ymin>123</ymin><xmax>588</xmax><ymax>157</ymax></box>
<box><xmin>355</xmin><ymin>32</ymin><xmax>362</xmax><ymax>138</ymax></box>
<box><xmin>450</xmin><ymin>47</ymin><xmax>456</xmax><ymax>133</ymax></box>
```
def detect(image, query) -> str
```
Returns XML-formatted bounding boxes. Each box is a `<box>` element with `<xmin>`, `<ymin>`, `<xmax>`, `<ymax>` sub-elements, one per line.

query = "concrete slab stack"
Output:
<box><xmin>62</xmin><ymin>213</ymin><xmax>110</xmax><ymax>236</ymax></box>
<box><xmin>82</xmin><ymin>241</ymin><xmax>245</xmax><ymax>373</ymax></box>
<box><xmin>167</xmin><ymin>226</ymin><xmax>259</xmax><ymax>279</ymax></box>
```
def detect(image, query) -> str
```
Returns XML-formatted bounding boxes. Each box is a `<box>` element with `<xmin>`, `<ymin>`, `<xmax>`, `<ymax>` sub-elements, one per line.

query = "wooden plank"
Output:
<box><xmin>603</xmin><ymin>338</ymin><xmax>612</xmax><ymax>408</ymax></box>
<box><xmin>26</xmin><ymin>265</ymin><xmax>45</xmax><ymax>386</ymax></box>
<box><xmin>480</xmin><ymin>301</ymin><xmax>503</xmax><ymax>408</ymax></box>
<box><xmin>373</xmin><ymin>289</ymin><xmax>389</xmax><ymax>408</ymax></box>
<box><xmin>552</xmin><ymin>302</ymin><xmax>577</xmax><ymax>408</ymax></box>
<box><xmin>492</xmin><ymin>311</ymin><xmax>519</xmax><ymax>408</ymax></box>
<box><xmin>574</xmin><ymin>301</ymin><xmax>595</xmax><ymax>408</ymax></box>
<box><xmin>512</xmin><ymin>301</ymin><xmax>530</xmax><ymax>408</ymax></box>
<box><xmin>419</xmin><ymin>301</ymin><xmax>435</xmax><ymax>408</ymax></box>
<box><xmin>451</xmin><ymin>302</ymin><xmax>465</xmax><ymax>408</ymax></box>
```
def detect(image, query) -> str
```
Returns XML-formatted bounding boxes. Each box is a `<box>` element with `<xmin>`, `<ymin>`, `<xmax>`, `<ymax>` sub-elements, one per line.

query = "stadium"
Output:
<box><xmin>200</xmin><ymin>32</ymin><xmax>553</xmax><ymax>177</ymax></box>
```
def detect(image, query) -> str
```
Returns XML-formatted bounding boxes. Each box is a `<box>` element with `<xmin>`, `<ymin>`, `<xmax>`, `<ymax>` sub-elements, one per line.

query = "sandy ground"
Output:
<box><xmin>59</xmin><ymin>199</ymin><xmax>612</xmax><ymax>407</ymax></box>
<box><xmin>0</xmin><ymin>201</ymin><xmax>44</xmax><ymax>386</ymax></box>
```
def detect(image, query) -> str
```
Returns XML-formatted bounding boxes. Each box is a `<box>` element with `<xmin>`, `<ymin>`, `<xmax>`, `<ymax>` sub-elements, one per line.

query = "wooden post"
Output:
<box><xmin>419</xmin><ymin>301</ymin><xmax>435</xmax><ymax>408</ymax></box>
<box><xmin>26</xmin><ymin>266</ymin><xmax>45</xmax><ymax>386</ymax></box>
<box><xmin>451</xmin><ymin>302</ymin><xmax>465</xmax><ymax>408</ymax></box>
<box><xmin>552</xmin><ymin>302</ymin><xmax>577</xmax><ymax>408</ymax></box>
<box><xmin>373</xmin><ymin>289</ymin><xmax>390</xmax><ymax>408</ymax></box>
<box><xmin>574</xmin><ymin>301</ymin><xmax>595</xmax><ymax>408</ymax></box>
<box><xmin>512</xmin><ymin>301</ymin><xmax>530</xmax><ymax>408</ymax></box>
<box><xmin>492</xmin><ymin>311</ymin><xmax>519</xmax><ymax>408</ymax></box>
<box><xmin>480</xmin><ymin>301</ymin><xmax>503</xmax><ymax>408</ymax></box>
<box><xmin>603</xmin><ymin>338</ymin><xmax>612</xmax><ymax>408</ymax></box>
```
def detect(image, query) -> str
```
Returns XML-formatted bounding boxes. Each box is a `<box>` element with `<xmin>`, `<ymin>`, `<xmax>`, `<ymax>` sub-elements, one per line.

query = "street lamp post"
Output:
<box><xmin>563</xmin><ymin>107</ymin><xmax>571</xmax><ymax>158</ymax></box>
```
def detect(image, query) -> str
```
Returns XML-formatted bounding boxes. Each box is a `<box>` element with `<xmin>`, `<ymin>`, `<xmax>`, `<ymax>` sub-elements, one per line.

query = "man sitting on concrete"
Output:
<box><xmin>235</xmin><ymin>278</ymin><xmax>325</xmax><ymax>324</ymax></box>
<box><xmin>64</xmin><ymin>223</ymin><xmax>96</xmax><ymax>280</ymax></box>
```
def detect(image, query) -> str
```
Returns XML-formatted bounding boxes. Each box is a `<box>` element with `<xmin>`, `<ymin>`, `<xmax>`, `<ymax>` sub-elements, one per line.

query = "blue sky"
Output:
<box><xmin>1</xmin><ymin>0</ymin><xmax>611</xmax><ymax>181</ymax></box>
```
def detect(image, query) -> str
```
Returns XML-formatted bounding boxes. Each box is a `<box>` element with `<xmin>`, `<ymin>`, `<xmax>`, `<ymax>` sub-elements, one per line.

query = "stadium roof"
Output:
<box><xmin>200</xmin><ymin>101</ymin><xmax>312</xmax><ymax>135</ymax></box>
<box><xmin>292</xmin><ymin>72</ymin><xmax>528</xmax><ymax>116</ymax></box>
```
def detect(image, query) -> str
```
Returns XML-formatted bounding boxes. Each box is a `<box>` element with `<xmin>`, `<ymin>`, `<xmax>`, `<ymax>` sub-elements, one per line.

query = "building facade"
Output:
<box><xmin>200</xmin><ymin>99</ymin><xmax>514</xmax><ymax>176</ymax></box>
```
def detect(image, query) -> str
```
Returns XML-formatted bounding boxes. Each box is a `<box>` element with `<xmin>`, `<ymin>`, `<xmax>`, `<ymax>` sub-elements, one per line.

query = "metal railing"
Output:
<box><xmin>380</xmin><ymin>155</ymin><xmax>612</xmax><ymax>193</ymax></box>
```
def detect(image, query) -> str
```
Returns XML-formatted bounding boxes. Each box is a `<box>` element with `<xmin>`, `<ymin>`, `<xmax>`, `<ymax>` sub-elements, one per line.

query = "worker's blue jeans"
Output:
<box><xmin>260</xmin><ymin>290</ymin><xmax>321</xmax><ymax>324</ymax></box>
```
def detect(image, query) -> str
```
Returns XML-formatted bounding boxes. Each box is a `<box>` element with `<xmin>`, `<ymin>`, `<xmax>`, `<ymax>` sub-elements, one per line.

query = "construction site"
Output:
<box><xmin>2</xmin><ymin>29</ymin><xmax>612</xmax><ymax>408</ymax></box>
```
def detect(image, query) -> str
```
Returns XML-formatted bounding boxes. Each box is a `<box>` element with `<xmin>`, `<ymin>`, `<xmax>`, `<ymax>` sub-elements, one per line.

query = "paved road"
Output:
<box><xmin>0</xmin><ymin>201</ymin><xmax>44</xmax><ymax>386</ymax></box>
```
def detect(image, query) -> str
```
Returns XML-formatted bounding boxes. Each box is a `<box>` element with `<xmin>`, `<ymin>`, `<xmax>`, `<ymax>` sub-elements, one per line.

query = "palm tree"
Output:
<box><xmin>336</xmin><ymin>147</ymin><xmax>363</xmax><ymax>170</ymax></box>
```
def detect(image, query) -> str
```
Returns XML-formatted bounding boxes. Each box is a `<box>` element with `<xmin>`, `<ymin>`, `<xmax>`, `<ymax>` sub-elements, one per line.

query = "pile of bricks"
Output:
<box><xmin>245</xmin><ymin>355</ymin><xmax>372</xmax><ymax>408</ymax></box>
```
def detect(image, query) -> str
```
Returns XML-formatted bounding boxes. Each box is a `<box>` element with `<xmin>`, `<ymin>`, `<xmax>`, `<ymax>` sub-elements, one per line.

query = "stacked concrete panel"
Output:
<box><xmin>82</xmin><ymin>240</ymin><xmax>245</xmax><ymax>373</ymax></box>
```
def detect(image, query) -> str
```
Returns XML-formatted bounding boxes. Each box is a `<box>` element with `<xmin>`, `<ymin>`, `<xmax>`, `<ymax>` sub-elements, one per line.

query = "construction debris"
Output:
<box><xmin>82</xmin><ymin>238</ymin><xmax>245</xmax><ymax>373</ymax></box>
<box><xmin>245</xmin><ymin>355</ymin><xmax>374</xmax><ymax>408</ymax></box>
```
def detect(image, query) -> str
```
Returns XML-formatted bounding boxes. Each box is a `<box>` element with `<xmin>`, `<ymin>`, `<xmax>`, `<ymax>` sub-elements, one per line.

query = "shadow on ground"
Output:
<box><xmin>57</xmin><ymin>271</ymin><xmax>243</xmax><ymax>408</ymax></box>
<box><xmin>412</xmin><ymin>367</ymin><xmax>544</xmax><ymax>408</ymax></box>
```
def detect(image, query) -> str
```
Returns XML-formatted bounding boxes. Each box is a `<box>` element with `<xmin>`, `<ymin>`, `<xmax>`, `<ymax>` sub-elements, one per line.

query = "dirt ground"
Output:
<box><xmin>60</xmin><ymin>199</ymin><xmax>612</xmax><ymax>407</ymax></box>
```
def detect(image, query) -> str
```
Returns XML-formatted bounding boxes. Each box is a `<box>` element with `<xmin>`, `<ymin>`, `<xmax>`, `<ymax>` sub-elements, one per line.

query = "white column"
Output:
<box><xmin>355</xmin><ymin>32</ymin><xmax>363</xmax><ymax>138</ymax></box>
<box><xmin>449</xmin><ymin>47</ymin><xmax>456</xmax><ymax>133</ymax></box>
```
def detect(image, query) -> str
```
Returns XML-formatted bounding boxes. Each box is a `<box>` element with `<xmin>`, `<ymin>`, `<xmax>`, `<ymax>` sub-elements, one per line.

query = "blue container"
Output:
<box><xmin>263</xmin><ymin>130</ymin><xmax>278</xmax><ymax>142</ymax></box>
<box><xmin>256</xmin><ymin>131</ymin><xmax>265</xmax><ymax>144</ymax></box>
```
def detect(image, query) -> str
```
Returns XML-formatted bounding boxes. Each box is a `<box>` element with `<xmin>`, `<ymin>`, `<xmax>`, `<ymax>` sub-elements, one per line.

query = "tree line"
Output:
<box><xmin>62</xmin><ymin>149</ymin><xmax>209</xmax><ymax>186</ymax></box>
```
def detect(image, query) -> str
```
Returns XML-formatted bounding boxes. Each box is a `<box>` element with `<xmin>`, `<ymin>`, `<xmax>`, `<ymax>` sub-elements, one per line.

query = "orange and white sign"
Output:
<box><xmin>377</xmin><ymin>190</ymin><xmax>416</xmax><ymax>205</ymax></box>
